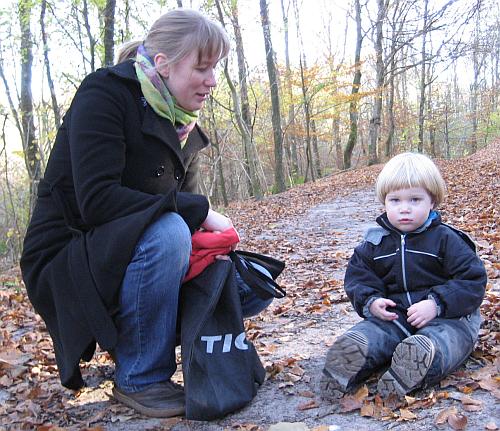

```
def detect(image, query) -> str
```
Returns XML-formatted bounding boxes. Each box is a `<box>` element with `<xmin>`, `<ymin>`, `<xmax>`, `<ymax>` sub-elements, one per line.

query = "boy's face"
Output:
<box><xmin>384</xmin><ymin>187</ymin><xmax>434</xmax><ymax>232</ymax></box>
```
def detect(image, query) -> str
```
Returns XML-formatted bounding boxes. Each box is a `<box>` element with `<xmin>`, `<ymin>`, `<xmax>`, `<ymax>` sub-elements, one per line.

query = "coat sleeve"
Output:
<box><xmin>67</xmin><ymin>71</ymin><xmax>207</xmax><ymax>230</ymax></box>
<box><xmin>429</xmin><ymin>230</ymin><xmax>487</xmax><ymax>318</ymax></box>
<box><xmin>344</xmin><ymin>243</ymin><xmax>387</xmax><ymax>317</ymax></box>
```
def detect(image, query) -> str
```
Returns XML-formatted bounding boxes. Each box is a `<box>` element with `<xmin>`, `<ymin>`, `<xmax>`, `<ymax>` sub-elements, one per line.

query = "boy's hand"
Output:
<box><xmin>407</xmin><ymin>299</ymin><xmax>437</xmax><ymax>328</ymax></box>
<box><xmin>369</xmin><ymin>298</ymin><xmax>398</xmax><ymax>321</ymax></box>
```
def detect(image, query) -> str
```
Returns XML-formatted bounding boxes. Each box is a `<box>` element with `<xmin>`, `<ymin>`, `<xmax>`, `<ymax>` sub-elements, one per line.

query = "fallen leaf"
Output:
<box><xmin>448</xmin><ymin>412</ymin><xmax>468</xmax><ymax>430</ymax></box>
<box><xmin>399</xmin><ymin>408</ymin><xmax>417</xmax><ymax>421</ymax></box>
<box><xmin>435</xmin><ymin>407</ymin><xmax>457</xmax><ymax>425</ymax></box>
<box><xmin>297</xmin><ymin>400</ymin><xmax>319</xmax><ymax>411</ymax></box>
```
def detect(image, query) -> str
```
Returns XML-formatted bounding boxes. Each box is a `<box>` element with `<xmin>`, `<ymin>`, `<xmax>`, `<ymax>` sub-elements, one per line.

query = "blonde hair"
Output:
<box><xmin>375</xmin><ymin>153</ymin><xmax>446</xmax><ymax>206</ymax></box>
<box><xmin>115</xmin><ymin>9</ymin><xmax>230</xmax><ymax>65</ymax></box>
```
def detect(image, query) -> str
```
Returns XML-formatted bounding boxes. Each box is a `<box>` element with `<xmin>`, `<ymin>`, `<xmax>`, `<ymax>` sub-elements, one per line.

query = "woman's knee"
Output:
<box><xmin>138</xmin><ymin>212</ymin><xmax>192</xmax><ymax>266</ymax></box>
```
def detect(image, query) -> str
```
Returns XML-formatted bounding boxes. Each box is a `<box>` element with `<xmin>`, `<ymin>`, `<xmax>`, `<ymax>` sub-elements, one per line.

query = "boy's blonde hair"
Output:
<box><xmin>375</xmin><ymin>152</ymin><xmax>446</xmax><ymax>206</ymax></box>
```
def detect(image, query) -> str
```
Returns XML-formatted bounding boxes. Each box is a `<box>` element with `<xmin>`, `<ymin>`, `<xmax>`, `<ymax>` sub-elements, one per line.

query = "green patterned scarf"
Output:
<box><xmin>135</xmin><ymin>45</ymin><xmax>198</xmax><ymax>148</ymax></box>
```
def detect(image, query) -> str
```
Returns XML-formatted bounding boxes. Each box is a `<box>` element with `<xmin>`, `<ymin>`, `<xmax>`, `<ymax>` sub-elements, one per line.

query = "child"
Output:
<box><xmin>321</xmin><ymin>152</ymin><xmax>487</xmax><ymax>398</ymax></box>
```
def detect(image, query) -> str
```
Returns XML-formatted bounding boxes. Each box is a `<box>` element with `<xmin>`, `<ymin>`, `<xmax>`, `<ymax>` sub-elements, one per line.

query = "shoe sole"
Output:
<box><xmin>377</xmin><ymin>334</ymin><xmax>435</xmax><ymax>397</ymax></box>
<box><xmin>112</xmin><ymin>387</ymin><xmax>185</xmax><ymax>418</ymax></box>
<box><xmin>321</xmin><ymin>331</ymin><xmax>368</xmax><ymax>399</ymax></box>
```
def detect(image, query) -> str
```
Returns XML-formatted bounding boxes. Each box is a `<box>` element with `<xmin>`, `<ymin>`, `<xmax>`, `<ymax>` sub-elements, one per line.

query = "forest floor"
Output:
<box><xmin>0</xmin><ymin>142</ymin><xmax>499</xmax><ymax>431</ymax></box>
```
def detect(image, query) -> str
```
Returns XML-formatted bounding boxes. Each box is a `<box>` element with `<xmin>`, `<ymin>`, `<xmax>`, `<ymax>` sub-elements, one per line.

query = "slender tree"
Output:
<box><xmin>260</xmin><ymin>0</ymin><xmax>286</xmax><ymax>192</ymax></box>
<box><xmin>280</xmin><ymin>0</ymin><xmax>299</xmax><ymax>178</ymax></box>
<box><xmin>103</xmin><ymin>0</ymin><xmax>116</xmax><ymax>66</ymax></box>
<box><xmin>214</xmin><ymin>0</ymin><xmax>262</xmax><ymax>198</ymax></box>
<box><xmin>367</xmin><ymin>0</ymin><xmax>385</xmax><ymax>165</ymax></box>
<box><xmin>417</xmin><ymin>0</ymin><xmax>429</xmax><ymax>152</ymax></box>
<box><xmin>19</xmin><ymin>0</ymin><xmax>42</xmax><ymax>191</ymax></box>
<box><xmin>40</xmin><ymin>0</ymin><xmax>61</xmax><ymax>129</ymax></box>
<box><xmin>344</xmin><ymin>0</ymin><xmax>363</xmax><ymax>169</ymax></box>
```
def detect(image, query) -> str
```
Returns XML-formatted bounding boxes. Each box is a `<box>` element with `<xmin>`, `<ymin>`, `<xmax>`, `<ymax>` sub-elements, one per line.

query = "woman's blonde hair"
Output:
<box><xmin>375</xmin><ymin>152</ymin><xmax>446</xmax><ymax>206</ymax></box>
<box><xmin>115</xmin><ymin>9</ymin><xmax>230</xmax><ymax>65</ymax></box>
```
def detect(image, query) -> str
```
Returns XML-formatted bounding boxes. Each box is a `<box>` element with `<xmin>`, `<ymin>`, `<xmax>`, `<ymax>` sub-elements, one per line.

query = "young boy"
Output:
<box><xmin>321</xmin><ymin>152</ymin><xmax>487</xmax><ymax>398</ymax></box>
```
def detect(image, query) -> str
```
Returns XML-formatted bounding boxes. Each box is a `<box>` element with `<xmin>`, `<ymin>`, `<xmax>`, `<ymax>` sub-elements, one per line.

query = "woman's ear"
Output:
<box><xmin>154</xmin><ymin>53</ymin><xmax>170</xmax><ymax>78</ymax></box>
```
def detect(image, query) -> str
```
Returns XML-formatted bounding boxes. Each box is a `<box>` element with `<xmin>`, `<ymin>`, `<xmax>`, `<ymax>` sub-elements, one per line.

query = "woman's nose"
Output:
<box><xmin>205</xmin><ymin>69</ymin><xmax>217</xmax><ymax>88</ymax></box>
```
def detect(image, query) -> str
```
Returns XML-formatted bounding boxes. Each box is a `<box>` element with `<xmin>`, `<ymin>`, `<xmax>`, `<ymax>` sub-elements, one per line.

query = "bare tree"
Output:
<box><xmin>40</xmin><ymin>0</ymin><xmax>61</xmax><ymax>129</ymax></box>
<box><xmin>260</xmin><ymin>0</ymin><xmax>286</xmax><ymax>193</ymax></box>
<box><xmin>367</xmin><ymin>0</ymin><xmax>386</xmax><ymax>165</ymax></box>
<box><xmin>19</xmin><ymin>0</ymin><xmax>42</xmax><ymax>192</ymax></box>
<box><xmin>214</xmin><ymin>0</ymin><xmax>263</xmax><ymax>199</ymax></box>
<box><xmin>344</xmin><ymin>0</ymin><xmax>363</xmax><ymax>169</ymax></box>
<box><xmin>280</xmin><ymin>0</ymin><xmax>299</xmax><ymax>178</ymax></box>
<box><xmin>103</xmin><ymin>0</ymin><xmax>116</xmax><ymax>67</ymax></box>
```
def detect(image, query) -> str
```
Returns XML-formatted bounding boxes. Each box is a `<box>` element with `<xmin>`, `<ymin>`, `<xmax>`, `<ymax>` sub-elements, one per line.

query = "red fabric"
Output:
<box><xmin>183</xmin><ymin>227</ymin><xmax>240</xmax><ymax>282</ymax></box>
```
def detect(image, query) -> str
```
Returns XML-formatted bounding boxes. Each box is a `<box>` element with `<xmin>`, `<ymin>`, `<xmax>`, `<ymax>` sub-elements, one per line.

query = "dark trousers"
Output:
<box><xmin>346</xmin><ymin>308</ymin><xmax>481</xmax><ymax>387</ymax></box>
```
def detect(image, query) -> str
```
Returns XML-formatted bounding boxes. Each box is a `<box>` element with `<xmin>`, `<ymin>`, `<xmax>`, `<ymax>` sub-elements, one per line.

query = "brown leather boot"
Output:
<box><xmin>113</xmin><ymin>381</ymin><xmax>185</xmax><ymax>418</ymax></box>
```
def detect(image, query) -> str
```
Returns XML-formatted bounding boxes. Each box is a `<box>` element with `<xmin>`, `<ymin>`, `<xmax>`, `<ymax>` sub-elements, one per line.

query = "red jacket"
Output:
<box><xmin>183</xmin><ymin>227</ymin><xmax>239</xmax><ymax>282</ymax></box>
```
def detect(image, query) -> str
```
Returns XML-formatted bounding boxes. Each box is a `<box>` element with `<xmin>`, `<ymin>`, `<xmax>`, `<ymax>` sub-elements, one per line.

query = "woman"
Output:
<box><xmin>21</xmin><ymin>9</ymin><xmax>234</xmax><ymax>418</ymax></box>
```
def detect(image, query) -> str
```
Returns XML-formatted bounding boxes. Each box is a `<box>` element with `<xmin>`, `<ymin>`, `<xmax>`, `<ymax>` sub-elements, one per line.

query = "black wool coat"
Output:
<box><xmin>20</xmin><ymin>60</ymin><xmax>210</xmax><ymax>389</ymax></box>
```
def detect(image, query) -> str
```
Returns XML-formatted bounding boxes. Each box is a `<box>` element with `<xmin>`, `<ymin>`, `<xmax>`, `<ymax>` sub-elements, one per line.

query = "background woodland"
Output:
<box><xmin>1</xmin><ymin>0</ymin><xmax>500</xmax><ymax>266</ymax></box>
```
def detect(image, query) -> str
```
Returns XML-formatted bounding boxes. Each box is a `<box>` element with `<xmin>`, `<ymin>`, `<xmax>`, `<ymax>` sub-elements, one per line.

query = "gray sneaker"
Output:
<box><xmin>113</xmin><ymin>381</ymin><xmax>185</xmax><ymax>418</ymax></box>
<box><xmin>320</xmin><ymin>331</ymin><xmax>369</xmax><ymax>399</ymax></box>
<box><xmin>377</xmin><ymin>334</ymin><xmax>435</xmax><ymax>397</ymax></box>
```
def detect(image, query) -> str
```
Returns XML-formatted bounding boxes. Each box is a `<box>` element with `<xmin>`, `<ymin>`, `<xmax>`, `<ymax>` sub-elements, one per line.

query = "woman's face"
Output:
<box><xmin>155</xmin><ymin>50</ymin><xmax>218</xmax><ymax>111</ymax></box>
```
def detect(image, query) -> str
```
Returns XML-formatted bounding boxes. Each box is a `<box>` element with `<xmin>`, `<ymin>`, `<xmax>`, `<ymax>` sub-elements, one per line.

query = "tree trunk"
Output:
<box><xmin>206</xmin><ymin>96</ymin><xmax>228</xmax><ymax>207</ymax></box>
<box><xmin>260</xmin><ymin>0</ymin><xmax>286</xmax><ymax>193</ymax></box>
<box><xmin>311</xmin><ymin>118</ymin><xmax>321</xmax><ymax>178</ymax></box>
<box><xmin>280</xmin><ymin>0</ymin><xmax>299</xmax><ymax>178</ymax></box>
<box><xmin>82</xmin><ymin>0</ymin><xmax>96</xmax><ymax>71</ymax></box>
<box><xmin>103</xmin><ymin>0</ymin><xmax>116</xmax><ymax>66</ymax></box>
<box><xmin>228</xmin><ymin>0</ymin><xmax>262</xmax><ymax>198</ymax></box>
<box><xmin>214</xmin><ymin>0</ymin><xmax>262</xmax><ymax>199</ymax></box>
<box><xmin>40</xmin><ymin>0</ymin><xmax>61</xmax><ymax>129</ymax></box>
<box><xmin>417</xmin><ymin>0</ymin><xmax>429</xmax><ymax>153</ymax></box>
<box><xmin>344</xmin><ymin>0</ymin><xmax>363</xmax><ymax>169</ymax></box>
<box><xmin>368</xmin><ymin>0</ymin><xmax>385</xmax><ymax>165</ymax></box>
<box><xmin>19</xmin><ymin>0</ymin><xmax>41</xmax><ymax>185</ymax></box>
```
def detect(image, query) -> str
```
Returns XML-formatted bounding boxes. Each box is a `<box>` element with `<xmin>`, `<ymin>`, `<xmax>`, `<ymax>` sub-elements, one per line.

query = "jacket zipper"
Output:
<box><xmin>401</xmin><ymin>234</ymin><xmax>413</xmax><ymax>306</ymax></box>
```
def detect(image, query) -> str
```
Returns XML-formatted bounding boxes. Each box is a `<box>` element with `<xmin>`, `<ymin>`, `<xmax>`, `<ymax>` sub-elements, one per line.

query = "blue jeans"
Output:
<box><xmin>114</xmin><ymin>212</ymin><xmax>272</xmax><ymax>392</ymax></box>
<box><xmin>345</xmin><ymin>309</ymin><xmax>482</xmax><ymax>387</ymax></box>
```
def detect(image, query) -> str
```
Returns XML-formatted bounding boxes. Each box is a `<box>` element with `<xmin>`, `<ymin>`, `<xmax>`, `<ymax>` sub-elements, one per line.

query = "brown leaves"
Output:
<box><xmin>435</xmin><ymin>406</ymin><xmax>468</xmax><ymax>430</ymax></box>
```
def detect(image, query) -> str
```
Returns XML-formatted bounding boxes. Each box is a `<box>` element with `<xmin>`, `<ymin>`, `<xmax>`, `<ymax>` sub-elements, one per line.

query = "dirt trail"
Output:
<box><xmin>102</xmin><ymin>188</ymin><xmax>498</xmax><ymax>430</ymax></box>
<box><xmin>3</xmin><ymin>187</ymin><xmax>497</xmax><ymax>431</ymax></box>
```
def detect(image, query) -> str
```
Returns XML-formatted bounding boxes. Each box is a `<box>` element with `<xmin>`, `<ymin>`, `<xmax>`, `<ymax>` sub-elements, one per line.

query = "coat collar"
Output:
<box><xmin>105</xmin><ymin>60</ymin><xmax>210</xmax><ymax>166</ymax></box>
<box><xmin>376</xmin><ymin>211</ymin><xmax>442</xmax><ymax>235</ymax></box>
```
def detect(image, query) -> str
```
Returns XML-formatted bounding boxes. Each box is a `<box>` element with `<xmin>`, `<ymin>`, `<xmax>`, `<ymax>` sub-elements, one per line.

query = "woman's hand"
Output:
<box><xmin>369</xmin><ymin>298</ymin><xmax>398</xmax><ymax>321</ymax></box>
<box><xmin>201</xmin><ymin>209</ymin><xmax>233</xmax><ymax>232</ymax></box>
<box><xmin>407</xmin><ymin>299</ymin><xmax>437</xmax><ymax>328</ymax></box>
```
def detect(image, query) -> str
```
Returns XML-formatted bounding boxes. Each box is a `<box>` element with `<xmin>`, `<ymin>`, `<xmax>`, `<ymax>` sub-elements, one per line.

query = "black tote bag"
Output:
<box><xmin>180</xmin><ymin>259</ymin><xmax>266</xmax><ymax>420</ymax></box>
<box><xmin>229</xmin><ymin>250</ymin><xmax>286</xmax><ymax>300</ymax></box>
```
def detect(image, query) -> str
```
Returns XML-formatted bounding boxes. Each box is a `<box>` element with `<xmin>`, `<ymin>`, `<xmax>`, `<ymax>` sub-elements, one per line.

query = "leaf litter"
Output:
<box><xmin>1</xmin><ymin>141</ymin><xmax>499</xmax><ymax>430</ymax></box>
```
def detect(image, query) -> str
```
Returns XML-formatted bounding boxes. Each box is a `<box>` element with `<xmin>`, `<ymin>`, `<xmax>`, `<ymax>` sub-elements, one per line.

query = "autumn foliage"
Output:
<box><xmin>0</xmin><ymin>142</ymin><xmax>498</xmax><ymax>429</ymax></box>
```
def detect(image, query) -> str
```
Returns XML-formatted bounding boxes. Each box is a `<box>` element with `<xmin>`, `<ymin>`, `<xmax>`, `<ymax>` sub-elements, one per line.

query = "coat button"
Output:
<box><xmin>155</xmin><ymin>166</ymin><xmax>165</xmax><ymax>177</ymax></box>
<box><xmin>174</xmin><ymin>170</ymin><xmax>183</xmax><ymax>181</ymax></box>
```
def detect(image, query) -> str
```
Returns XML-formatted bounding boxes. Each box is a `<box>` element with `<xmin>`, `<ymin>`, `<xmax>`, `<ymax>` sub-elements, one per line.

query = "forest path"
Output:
<box><xmin>2</xmin><ymin>143</ymin><xmax>499</xmax><ymax>430</ymax></box>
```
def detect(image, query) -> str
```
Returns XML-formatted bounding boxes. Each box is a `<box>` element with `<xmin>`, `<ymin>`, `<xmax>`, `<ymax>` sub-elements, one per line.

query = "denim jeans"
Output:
<box><xmin>114</xmin><ymin>212</ymin><xmax>272</xmax><ymax>392</ymax></box>
<box><xmin>345</xmin><ymin>308</ymin><xmax>482</xmax><ymax>388</ymax></box>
